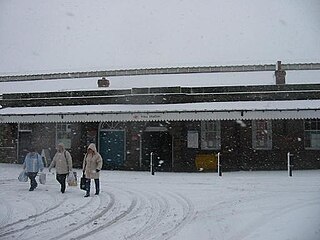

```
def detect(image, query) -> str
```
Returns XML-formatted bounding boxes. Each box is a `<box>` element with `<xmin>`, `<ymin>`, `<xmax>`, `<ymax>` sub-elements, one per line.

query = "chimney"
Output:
<box><xmin>97</xmin><ymin>77</ymin><xmax>110</xmax><ymax>87</ymax></box>
<box><xmin>275</xmin><ymin>61</ymin><xmax>286</xmax><ymax>84</ymax></box>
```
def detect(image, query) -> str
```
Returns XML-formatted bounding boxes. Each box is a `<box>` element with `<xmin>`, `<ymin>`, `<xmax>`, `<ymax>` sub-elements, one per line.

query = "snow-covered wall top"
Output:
<box><xmin>1</xmin><ymin>71</ymin><xmax>320</xmax><ymax>95</ymax></box>
<box><xmin>0</xmin><ymin>0</ymin><xmax>319</xmax><ymax>93</ymax></box>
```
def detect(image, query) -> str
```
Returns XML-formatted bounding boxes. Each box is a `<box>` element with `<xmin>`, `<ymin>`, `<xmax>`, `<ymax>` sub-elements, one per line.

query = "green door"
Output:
<box><xmin>99</xmin><ymin>130</ymin><xmax>125</xmax><ymax>169</ymax></box>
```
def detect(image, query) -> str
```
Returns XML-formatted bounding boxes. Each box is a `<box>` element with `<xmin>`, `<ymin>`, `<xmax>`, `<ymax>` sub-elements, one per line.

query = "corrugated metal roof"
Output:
<box><xmin>1</xmin><ymin>100</ymin><xmax>319</xmax><ymax>123</ymax></box>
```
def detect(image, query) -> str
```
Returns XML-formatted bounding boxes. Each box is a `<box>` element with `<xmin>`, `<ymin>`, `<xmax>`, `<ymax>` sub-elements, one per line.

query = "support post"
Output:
<box><xmin>150</xmin><ymin>152</ymin><xmax>155</xmax><ymax>175</ymax></box>
<box><xmin>287</xmin><ymin>152</ymin><xmax>294</xmax><ymax>177</ymax></box>
<box><xmin>217</xmin><ymin>152</ymin><xmax>222</xmax><ymax>176</ymax></box>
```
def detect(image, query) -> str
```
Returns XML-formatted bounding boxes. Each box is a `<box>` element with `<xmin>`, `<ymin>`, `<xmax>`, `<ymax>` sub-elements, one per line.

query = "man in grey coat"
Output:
<box><xmin>49</xmin><ymin>143</ymin><xmax>73</xmax><ymax>193</ymax></box>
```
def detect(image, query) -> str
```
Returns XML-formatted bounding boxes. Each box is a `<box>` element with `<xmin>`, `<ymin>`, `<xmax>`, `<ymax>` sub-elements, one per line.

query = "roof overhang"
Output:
<box><xmin>0</xmin><ymin>100</ymin><xmax>319</xmax><ymax>123</ymax></box>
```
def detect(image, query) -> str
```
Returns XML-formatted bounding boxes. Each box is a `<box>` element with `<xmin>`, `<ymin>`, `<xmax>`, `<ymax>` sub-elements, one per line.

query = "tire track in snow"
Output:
<box><xmin>0</xmin><ymin>194</ymin><xmax>95</xmax><ymax>238</ymax></box>
<box><xmin>76</xmin><ymin>187</ymin><xmax>195</xmax><ymax>240</ymax></box>
<box><xmin>73</xmin><ymin>194</ymin><xmax>138</xmax><ymax>240</ymax></box>
<box><xmin>156</xmin><ymin>192</ymin><xmax>195</xmax><ymax>240</ymax></box>
<box><xmin>0</xmin><ymin>191</ymin><xmax>66</xmax><ymax>238</ymax></box>
<box><xmin>0</xmin><ymin>191</ymin><xmax>65</xmax><ymax>238</ymax></box>
<box><xmin>123</xmin><ymin>189</ymin><xmax>195</xmax><ymax>240</ymax></box>
<box><xmin>61</xmin><ymin>186</ymin><xmax>154</xmax><ymax>240</ymax></box>
<box><xmin>49</xmin><ymin>191</ymin><xmax>116</xmax><ymax>240</ymax></box>
<box><xmin>125</xmin><ymin>191</ymin><xmax>170</xmax><ymax>240</ymax></box>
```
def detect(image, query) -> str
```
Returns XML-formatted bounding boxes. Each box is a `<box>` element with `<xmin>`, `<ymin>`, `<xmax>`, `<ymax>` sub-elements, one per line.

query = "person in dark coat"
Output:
<box><xmin>23</xmin><ymin>147</ymin><xmax>44</xmax><ymax>191</ymax></box>
<box><xmin>82</xmin><ymin>143</ymin><xmax>103</xmax><ymax>197</ymax></box>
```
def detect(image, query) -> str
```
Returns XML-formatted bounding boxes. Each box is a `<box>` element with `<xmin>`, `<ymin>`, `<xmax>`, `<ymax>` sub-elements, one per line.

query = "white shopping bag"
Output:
<box><xmin>67</xmin><ymin>172</ymin><xmax>77</xmax><ymax>187</ymax></box>
<box><xmin>18</xmin><ymin>170</ymin><xmax>28</xmax><ymax>182</ymax></box>
<box><xmin>39</xmin><ymin>172</ymin><xmax>46</xmax><ymax>184</ymax></box>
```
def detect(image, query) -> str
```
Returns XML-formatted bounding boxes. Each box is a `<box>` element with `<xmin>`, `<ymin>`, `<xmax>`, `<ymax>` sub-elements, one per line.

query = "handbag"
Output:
<box><xmin>39</xmin><ymin>172</ymin><xmax>46</xmax><ymax>184</ymax></box>
<box><xmin>18</xmin><ymin>170</ymin><xmax>28</xmax><ymax>182</ymax></box>
<box><xmin>67</xmin><ymin>171</ymin><xmax>77</xmax><ymax>186</ymax></box>
<box><xmin>80</xmin><ymin>155</ymin><xmax>87</xmax><ymax>190</ymax></box>
<box><xmin>80</xmin><ymin>176</ymin><xmax>86</xmax><ymax>190</ymax></box>
<box><xmin>80</xmin><ymin>175</ymin><xmax>86</xmax><ymax>190</ymax></box>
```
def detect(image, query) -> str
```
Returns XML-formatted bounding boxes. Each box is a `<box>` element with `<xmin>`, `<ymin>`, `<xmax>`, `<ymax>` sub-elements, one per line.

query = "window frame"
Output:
<box><xmin>304</xmin><ymin>119</ymin><xmax>320</xmax><ymax>150</ymax></box>
<box><xmin>56</xmin><ymin>123</ymin><xmax>72</xmax><ymax>149</ymax></box>
<box><xmin>252</xmin><ymin>120</ymin><xmax>272</xmax><ymax>150</ymax></box>
<box><xmin>200</xmin><ymin>121</ymin><xmax>221</xmax><ymax>150</ymax></box>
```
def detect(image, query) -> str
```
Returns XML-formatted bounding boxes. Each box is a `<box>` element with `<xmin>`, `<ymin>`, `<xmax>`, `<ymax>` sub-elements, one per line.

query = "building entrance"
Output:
<box><xmin>18</xmin><ymin>131</ymin><xmax>32</xmax><ymax>163</ymax></box>
<box><xmin>99</xmin><ymin>130</ymin><xmax>125</xmax><ymax>169</ymax></box>
<box><xmin>141</xmin><ymin>130</ymin><xmax>172</xmax><ymax>172</ymax></box>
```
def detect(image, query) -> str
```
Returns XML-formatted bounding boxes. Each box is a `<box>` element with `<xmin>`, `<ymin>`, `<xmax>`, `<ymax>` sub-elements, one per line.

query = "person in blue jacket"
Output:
<box><xmin>23</xmin><ymin>147</ymin><xmax>44</xmax><ymax>191</ymax></box>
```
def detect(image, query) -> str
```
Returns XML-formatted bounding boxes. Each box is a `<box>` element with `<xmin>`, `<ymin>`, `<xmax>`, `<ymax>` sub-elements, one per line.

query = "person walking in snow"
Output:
<box><xmin>82</xmin><ymin>143</ymin><xmax>102</xmax><ymax>197</ymax></box>
<box><xmin>23</xmin><ymin>147</ymin><xmax>44</xmax><ymax>191</ymax></box>
<box><xmin>48</xmin><ymin>143</ymin><xmax>73</xmax><ymax>193</ymax></box>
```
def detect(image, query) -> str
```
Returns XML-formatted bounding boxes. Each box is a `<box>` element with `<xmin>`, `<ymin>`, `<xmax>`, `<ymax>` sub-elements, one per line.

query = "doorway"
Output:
<box><xmin>141</xmin><ymin>130</ymin><xmax>172</xmax><ymax>172</ymax></box>
<box><xmin>18</xmin><ymin>131</ymin><xmax>32</xmax><ymax>163</ymax></box>
<box><xmin>99</xmin><ymin>130</ymin><xmax>125</xmax><ymax>169</ymax></box>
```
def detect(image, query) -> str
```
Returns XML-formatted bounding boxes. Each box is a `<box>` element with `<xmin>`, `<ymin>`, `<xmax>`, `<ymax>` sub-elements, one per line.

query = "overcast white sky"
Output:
<box><xmin>0</xmin><ymin>0</ymin><xmax>320</xmax><ymax>75</ymax></box>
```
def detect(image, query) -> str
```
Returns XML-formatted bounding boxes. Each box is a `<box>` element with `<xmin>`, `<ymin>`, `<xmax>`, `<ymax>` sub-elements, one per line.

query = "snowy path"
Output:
<box><xmin>0</xmin><ymin>163</ymin><xmax>320</xmax><ymax>240</ymax></box>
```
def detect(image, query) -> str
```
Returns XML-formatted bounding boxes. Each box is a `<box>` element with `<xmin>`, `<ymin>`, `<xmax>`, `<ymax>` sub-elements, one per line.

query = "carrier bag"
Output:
<box><xmin>39</xmin><ymin>172</ymin><xmax>46</xmax><ymax>184</ymax></box>
<box><xmin>80</xmin><ymin>175</ymin><xmax>86</xmax><ymax>190</ymax></box>
<box><xmin>18</xmin><ymin>170</ymin><xmax>28</xmax><ymax>182</ymax></box>
<box><xmin>67</xmin><ymin>171</ymin><xmax>77</xmax><ymax>186</ymax></box>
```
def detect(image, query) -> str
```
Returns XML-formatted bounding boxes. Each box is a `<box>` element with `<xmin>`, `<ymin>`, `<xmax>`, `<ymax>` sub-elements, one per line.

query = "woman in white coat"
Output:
<box><xmin>49</xmin><ymin>143</ymin><xmax>73</xmax><ymax>193</ymax></box>
<box><xmin>82</xmin><ymin>143</ymin><xmax>103</xmax><ymax>197</ymax></box>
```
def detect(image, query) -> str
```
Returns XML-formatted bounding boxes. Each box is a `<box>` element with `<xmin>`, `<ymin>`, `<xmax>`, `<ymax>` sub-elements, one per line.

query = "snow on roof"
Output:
<box><xmin>1</xmin><ymin>100</ymin><xmax>319</xmax><ymax>123</ymax></box>
<box><xmin>1</xmin><ymin>70</ymin><xmax>320</xmax><ymax>95</ymax></box>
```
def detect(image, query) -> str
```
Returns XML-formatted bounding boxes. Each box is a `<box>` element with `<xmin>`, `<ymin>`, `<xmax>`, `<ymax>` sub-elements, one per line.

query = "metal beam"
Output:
<box><xmin>0</xmin><ymin>63</ymin><xmax>319</xmax><ymax>82</ymax></box>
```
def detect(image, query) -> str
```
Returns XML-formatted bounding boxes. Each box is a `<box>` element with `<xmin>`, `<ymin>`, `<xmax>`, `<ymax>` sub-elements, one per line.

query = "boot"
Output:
<box><xmin>94</xmin><ymin>179</ymin><xmax>100</xmax><ymax>195</ymax></box>
<box><xmin>84</xmin><ymin>178</ymin><xmax>90</xmax><ymax>197</ymax></box>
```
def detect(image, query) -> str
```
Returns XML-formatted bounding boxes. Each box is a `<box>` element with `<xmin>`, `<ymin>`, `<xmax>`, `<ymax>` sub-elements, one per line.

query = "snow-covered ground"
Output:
<box><xmin>0</xmin><ymin>163</ymin><xmax>319</xmax><ymax>240</ymax></box>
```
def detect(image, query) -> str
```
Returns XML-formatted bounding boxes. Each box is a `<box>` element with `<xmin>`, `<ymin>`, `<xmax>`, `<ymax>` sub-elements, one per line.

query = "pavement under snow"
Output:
<box><xmin>0</xmin><ymin>163</ymin><xmax>319</xmax><ymax>240</ymax></box>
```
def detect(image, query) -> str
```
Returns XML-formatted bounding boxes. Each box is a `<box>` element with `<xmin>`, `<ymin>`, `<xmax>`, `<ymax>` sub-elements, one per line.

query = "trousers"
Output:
<box><xmin>85</xmin><ymin>178</ymin><xmax>100</xmax><ymax>195</ymax></box>
<box><xmin>56</xmin><ymin>173</ymin><xmax>68</xmax><ymax>193</ymax></box>
<box><xmin>27</xmin><ymin>172</ymin><xmax>38</xmax><ymax>190</ymax></box>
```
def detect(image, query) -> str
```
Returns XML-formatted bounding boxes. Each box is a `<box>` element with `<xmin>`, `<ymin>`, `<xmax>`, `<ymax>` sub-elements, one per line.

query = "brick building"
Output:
<box><xmin>1</xmin><ymin>65</ymin><xmax>320</xmax><ymax>172</ymax></box>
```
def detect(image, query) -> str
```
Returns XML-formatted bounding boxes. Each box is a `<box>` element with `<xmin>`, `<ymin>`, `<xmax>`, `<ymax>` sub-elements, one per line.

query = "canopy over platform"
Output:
<box><xmin>1</xmin><ymin>100</ymin><xmax>319</xmax><ymax>123</ymax></box>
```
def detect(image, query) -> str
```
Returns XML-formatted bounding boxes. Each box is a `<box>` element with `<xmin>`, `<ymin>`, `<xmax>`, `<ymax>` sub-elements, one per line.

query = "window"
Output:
<box><xmin>187</xmin><ymin>131</ymin><xmax>199</xmax><ymax>148</ymax></box>
<box><xmin>252</xmin><ymin>120</ymin><xmax>272</xmax><ymax>150</ymax></box>
<box><xmin>304</xmin><ymin>119</ymin><xmax>320</xmax><ymax>149</ymax></box>
<box><xmin>56</xmin><ymin>123</ymin><xmax>72</xmax><ymax>149</ymax></box>
<box><xmin>201</xmin><ymin>121</ymin><xmax>221</xmax><ymax>150</ymax></box>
